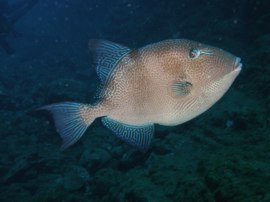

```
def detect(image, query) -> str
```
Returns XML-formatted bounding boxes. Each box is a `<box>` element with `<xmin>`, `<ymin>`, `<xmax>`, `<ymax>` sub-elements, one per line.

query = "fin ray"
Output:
<box><xmin>101</xmin><ymin>117</ymin><xmax>154</xmax><ymax>152</ymax></box>
<box><xmin>89</xmin><ymin>40</ymin><xmax>130</xmax><ymax>84</ymax></box>
<box><xmin>39</xmin><ymin>102</ymin><xmax>97</xmax><ymax>150</ymax></box>
<box><xmin>171</xmin><ymin>81</ymin><xmax>192</xmax><ymax>97</ymax></box>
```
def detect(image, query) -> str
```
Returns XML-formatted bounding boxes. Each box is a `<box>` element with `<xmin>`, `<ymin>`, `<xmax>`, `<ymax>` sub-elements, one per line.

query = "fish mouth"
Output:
<box><xmin>233</xmin><ymin>57</ymin><xmax>242</xmax><ymax>71</ymax></box>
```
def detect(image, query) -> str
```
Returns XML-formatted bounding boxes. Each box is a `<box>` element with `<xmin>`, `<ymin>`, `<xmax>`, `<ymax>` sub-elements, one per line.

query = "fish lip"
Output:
<box><xmin>233</xmin><ymin>57</ymin><xmax>242</xmax><ymax>71</ymax></box>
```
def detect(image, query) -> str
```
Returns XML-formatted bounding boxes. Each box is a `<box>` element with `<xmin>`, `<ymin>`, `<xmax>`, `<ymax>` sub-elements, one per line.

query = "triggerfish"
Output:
<box><xmin>40</xmin><ymin>39</ymin><xmax>242</xmax><ymax>152</ymax></box>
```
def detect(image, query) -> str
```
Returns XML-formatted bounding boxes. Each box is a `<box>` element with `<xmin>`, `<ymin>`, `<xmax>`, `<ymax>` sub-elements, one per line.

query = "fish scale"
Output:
<box><xmin>40</xmin><ymin>39</ymin><xmax>242</xmax><ymax>151</ymax></box>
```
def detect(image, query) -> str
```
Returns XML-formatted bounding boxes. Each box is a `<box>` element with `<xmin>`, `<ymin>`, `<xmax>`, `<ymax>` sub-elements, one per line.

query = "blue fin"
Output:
<box><xmin>39</xmin><ymin>102</ymin><xmax>96</xmax><ymax>150</ymax></box>
<box><xmin>101</xmin><ymin>117</ymin><xmax>154</xmax><ymax>152</ymax></box>
<box><xmin>89</xmin><ymin>40</ymin><xmax>130</xmax><ymax>84</ymax></box>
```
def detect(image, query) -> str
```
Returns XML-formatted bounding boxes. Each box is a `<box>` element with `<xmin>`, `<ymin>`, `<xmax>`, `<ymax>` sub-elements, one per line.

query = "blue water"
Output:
<box><xmin>0</xmin><ymin>0</ymin><xmax>269</xmax><ymax>201</ymax></box>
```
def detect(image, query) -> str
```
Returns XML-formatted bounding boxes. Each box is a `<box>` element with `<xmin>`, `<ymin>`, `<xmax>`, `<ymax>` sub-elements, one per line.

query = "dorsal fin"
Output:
<box><xmin>89</xmin><ymin>40</ymin><xmax>131</xmax><ymax>84</ymax></box>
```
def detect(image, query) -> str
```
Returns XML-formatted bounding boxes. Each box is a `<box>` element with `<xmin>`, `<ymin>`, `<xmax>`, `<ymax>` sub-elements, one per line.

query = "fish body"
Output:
<box><xmin>41</xmin><ymin>39</ymin><xmax>242</xmax><ymax>151</ymax></box>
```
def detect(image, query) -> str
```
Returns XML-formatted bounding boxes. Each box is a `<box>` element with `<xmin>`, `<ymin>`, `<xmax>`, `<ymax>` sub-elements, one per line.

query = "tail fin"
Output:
<box><xmin>40</xmin><ymin>102</ymin><xmax>98</xmax><ymax>150</ymax></box>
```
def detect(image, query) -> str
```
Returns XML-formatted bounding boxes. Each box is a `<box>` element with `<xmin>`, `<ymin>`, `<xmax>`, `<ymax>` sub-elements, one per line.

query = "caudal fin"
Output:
<box><xmin>40</xmin><ymin>102</ymin><xmax>98</xmax><ymax>150</ymax></box>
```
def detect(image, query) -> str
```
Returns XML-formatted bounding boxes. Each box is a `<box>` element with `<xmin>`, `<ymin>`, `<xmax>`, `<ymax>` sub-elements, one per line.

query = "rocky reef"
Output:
<box><xmin>0</xmin><ymin>0</ymin><xmax>269</xmax><ymax>201</ymax></box>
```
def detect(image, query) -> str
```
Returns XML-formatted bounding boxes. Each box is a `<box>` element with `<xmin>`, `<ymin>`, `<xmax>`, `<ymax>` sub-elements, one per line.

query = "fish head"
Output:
<box><xmin>168</xmin><ymin>39</ymin><xmax>242</xmax><ymax>103</ymax></box>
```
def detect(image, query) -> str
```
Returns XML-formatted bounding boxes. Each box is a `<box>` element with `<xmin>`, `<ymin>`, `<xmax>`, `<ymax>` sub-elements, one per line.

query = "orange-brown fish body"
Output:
<box><xmin>41</xmin><ymin>39</ymin><xmax>242</xmax><ymax>151</ymax></box>
<box><xmin>100</xmin><ymin>40</ymin><xmax>241</xmax><ymax>125</ymax></box>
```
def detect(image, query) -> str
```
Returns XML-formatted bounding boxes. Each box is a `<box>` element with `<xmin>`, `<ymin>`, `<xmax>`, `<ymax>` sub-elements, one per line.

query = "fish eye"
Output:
<box><xmin>189</xmin><ymin>49</ymin><xmax>201</xmax><ymax>58</ymax></box>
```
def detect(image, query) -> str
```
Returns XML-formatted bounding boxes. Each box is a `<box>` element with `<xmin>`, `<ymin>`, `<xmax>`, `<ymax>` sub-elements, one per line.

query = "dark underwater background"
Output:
<box><xmin>0</xmin><ymin>0</ymin><xmax>270</xmax><ymax>201</ymax></box>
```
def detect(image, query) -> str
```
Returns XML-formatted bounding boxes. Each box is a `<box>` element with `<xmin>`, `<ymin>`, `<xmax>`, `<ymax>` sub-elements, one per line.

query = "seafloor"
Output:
<box><xmin>0</xmin><ymin>0</ymin><xmax>270</xmax><ymax>201</ymax></box>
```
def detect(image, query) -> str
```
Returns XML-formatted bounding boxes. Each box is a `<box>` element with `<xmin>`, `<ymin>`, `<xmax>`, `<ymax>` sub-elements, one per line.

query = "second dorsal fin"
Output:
<box><xmin>89</xmin><ymin>40</ymin><xmax>131</xmax><ymax>84</ymax></box>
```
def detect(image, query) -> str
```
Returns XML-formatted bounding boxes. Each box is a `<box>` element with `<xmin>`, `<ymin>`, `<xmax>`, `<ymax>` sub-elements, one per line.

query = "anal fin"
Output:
<box><xmin>101</xmin><ymin>117</ymin><xmax>154</xmax><ymax>152</ymax></box>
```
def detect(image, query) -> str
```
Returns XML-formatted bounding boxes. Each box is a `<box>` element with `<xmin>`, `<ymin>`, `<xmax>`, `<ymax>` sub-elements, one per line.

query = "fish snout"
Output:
<box><xmin>233</xmin><ymin>57</ymin><xmax>242</xmax><ymax>71</ymax></box>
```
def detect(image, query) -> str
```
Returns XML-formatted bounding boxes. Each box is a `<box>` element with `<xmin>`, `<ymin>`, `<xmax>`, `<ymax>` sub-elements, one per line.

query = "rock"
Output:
<box><xmin>32</xmin><ymin>174</ymin><xmax>66</xmax><ymax>201</ymax></box>
<box><xmin>63</xmin><ymin>165</ymin><xmax>90</xmax><ymax>191</ymax></box>
<box><xmin>2</xmin><ymin>156</ymin><xmax>31</xmax><ymax>184</ymax></box>
<box><xmin>201</xmin><ymin>146</ymin><xmax>270</xmax><ymax>201</ymax></box>
<box><xmin>80</xmin><ymin>148</ymin><xmax>111</xmax><ymax>173</ymax></box>
<box><xmin>0</xmin><ymin>183</ymin><xmax>32</xmax><ymax>202</ymax></box>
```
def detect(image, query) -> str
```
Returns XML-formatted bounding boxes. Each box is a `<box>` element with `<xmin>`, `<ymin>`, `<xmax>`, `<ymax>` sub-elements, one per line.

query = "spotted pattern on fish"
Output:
<box><xmin>41</xmin><ymin>39</ymin><xmax>242</xmax><ymax>151</ymax></box>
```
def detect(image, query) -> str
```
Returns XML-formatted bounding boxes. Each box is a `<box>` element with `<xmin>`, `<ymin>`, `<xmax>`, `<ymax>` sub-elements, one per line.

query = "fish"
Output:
<box><xmin>40</xmin><ymin>39</ymin><xmax>242</xmax><ymax>152</ymax></box>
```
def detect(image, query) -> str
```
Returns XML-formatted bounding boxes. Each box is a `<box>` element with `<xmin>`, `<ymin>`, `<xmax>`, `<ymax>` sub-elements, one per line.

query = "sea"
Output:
<box><xmin>0</xmin><ymin>0</ymin><xmax>269</xmax><ymax>201</ymax></box>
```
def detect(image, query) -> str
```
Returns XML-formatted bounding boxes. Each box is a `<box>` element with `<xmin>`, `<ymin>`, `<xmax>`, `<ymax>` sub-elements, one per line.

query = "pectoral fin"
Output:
<box><xmin>171</xmin><ymin>81</ymin><xmax>192</xmax><ymax>97</ymax></box>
